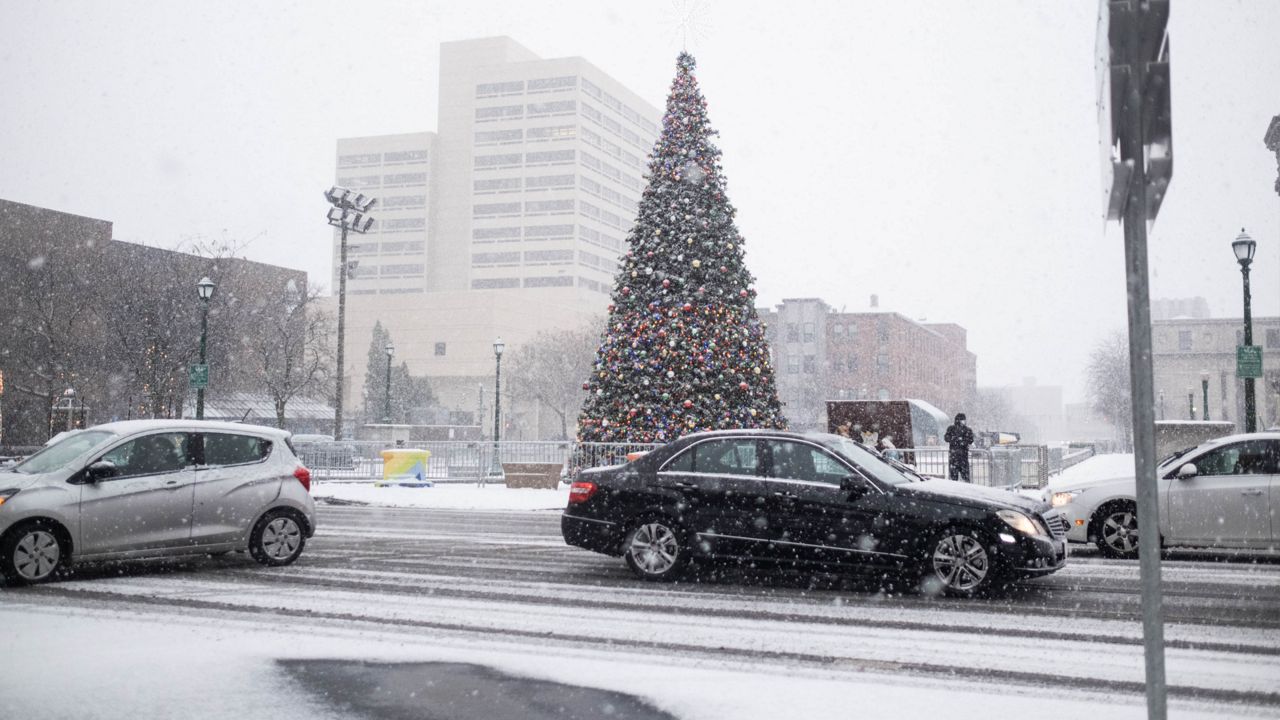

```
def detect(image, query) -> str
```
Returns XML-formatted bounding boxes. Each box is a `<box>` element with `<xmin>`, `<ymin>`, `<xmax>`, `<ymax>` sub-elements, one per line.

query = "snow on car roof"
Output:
<box><xmin>84</xmin><ymin>419</ymin><xmax>292</xmax><ymax>439</ymax></box>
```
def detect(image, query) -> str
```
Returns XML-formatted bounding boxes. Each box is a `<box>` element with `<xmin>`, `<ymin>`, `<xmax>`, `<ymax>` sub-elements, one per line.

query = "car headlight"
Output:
<box><xmin>997</xmin><ymin>509</ymin><xmax>1042</xmax><ymax>536</ymax></box>
<box><xmin>0</xmin><ymin>488</ymin><xmax>19</xmax><ymax>507</ymax></box>
<box><xmin>1051</xmin><ymin>490</ymin><xmax>1081</xmax><ymax>508</ymax></box>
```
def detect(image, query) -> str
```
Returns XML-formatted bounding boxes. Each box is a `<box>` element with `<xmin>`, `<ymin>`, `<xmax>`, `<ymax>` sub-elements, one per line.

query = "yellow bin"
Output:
<box><xmin>377</xmin><ymin>449</ymin><xmax>432</xmax><ymax>487</ymax></box>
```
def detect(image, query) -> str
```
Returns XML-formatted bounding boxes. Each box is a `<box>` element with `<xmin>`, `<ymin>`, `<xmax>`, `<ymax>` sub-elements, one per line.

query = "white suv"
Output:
<box><xmin>0</xmin><ymin>420</ymin><xmax>316</xmax><ymax>584</ymax></box>
<box><xmin>1043</xmin><ymin>433</ymin><xmax>1279</xmax><ymax>558</ymax></box>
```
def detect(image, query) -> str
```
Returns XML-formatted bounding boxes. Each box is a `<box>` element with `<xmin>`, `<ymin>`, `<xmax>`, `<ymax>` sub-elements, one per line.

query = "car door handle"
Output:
<box><xmin>1241</xmin><ymin>489</ymin><xmax>1264</xmax><ymax>496</ymax></box>
<box><xmin>674</xmin><ymin>481</ymin><xmax>697</xmax><ymax>490</ymax></box>
<box><xmin>772</xmin><ymin>491</ymin><xmax>798</xmax><ymax>500</ymax></box>
<box><xmin>163</xmin><ymin>480</ymin><xmax>183</xmax><ymax>489</ymax></box>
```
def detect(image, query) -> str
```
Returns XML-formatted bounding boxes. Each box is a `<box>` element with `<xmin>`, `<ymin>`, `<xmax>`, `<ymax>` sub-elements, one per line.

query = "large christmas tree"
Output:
<box><xmin>576</xmin><ymin>52</ymin><xmax>786</xmax><ymax>444</ymax></box>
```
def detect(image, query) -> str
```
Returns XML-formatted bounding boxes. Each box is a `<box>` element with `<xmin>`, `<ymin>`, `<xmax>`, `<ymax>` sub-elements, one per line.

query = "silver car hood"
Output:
<box><xmin>0</xmin><ymin>471</ymin><xmax>46</xmax><ymax>491</ymax></box>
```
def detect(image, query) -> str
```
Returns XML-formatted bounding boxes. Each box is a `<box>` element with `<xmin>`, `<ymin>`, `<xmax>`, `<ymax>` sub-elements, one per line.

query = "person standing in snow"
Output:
<box><xmin>944</xmin><ymin>413</ymin><xmax>975</xmax><ymax>482</ymax></box>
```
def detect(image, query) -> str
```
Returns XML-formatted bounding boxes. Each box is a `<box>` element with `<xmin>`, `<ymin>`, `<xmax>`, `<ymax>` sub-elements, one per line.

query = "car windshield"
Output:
<box><xmin>11</xmin><ymin>430</ymin><xmax>118</xmax><ymax>475</ymax></box>
<box><xmin>820</xmin><ymin>435</ymin><xmax>915</xmax><ymax>487</ymax></box>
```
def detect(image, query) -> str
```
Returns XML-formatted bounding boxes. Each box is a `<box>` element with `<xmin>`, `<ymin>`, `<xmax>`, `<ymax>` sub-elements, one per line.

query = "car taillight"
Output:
<box><xmin>293</xmin><ymin>465</ymin><xmax>311</xmax><ymax>493</ymax></box>
<box><xmin>568</xmin><ymin>481</ymin><xmax>597</xmax><ymax>504</ymax></box>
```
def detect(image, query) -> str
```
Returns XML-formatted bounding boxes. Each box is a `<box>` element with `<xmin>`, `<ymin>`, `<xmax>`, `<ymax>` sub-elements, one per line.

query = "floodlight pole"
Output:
<box><xmin>334</xmin><ymin>222</ymin><xmax>349</xmax><ymax>438</ymax></box>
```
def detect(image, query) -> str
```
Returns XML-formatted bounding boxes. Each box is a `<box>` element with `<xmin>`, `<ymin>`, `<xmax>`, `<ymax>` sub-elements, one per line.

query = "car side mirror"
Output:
<box><xmin>1177</xmin><ymin>463</ymin><xmax>1198</xmax><ymax>480</ymax></box>
<box><xmin>84</xmin><ymin>460</ymin><xmax>118</xmax><ymax>483</ymax></box>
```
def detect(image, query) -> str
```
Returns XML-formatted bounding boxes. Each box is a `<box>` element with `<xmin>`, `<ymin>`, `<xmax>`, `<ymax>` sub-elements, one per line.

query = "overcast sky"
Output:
<box><xmin>2</xmin><ymin>0</ymin><xmax>1277</xmax><ymax>402</ymax></box>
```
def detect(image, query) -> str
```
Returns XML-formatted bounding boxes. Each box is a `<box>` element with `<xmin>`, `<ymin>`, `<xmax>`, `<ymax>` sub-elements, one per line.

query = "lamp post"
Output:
<box><xmin>1201</xmin><ymin>371</ymin><xmax>1211</xmax><ymax>423</ymax></box>
<box><xmin>490</xmin><ymin>337</ymin><xmax>505</xmax><ymax>478</ymax></box>
<box><xmin>1158</xmin><ymin>390</ymin><xmax>1165</xmax><ymax>420</ymax></box>
<box><xmin>1186</xmin><ymin>388</ymin><xmax>1194</xmax><ymax>420</ymax></box>
<box><xmin>382</xmin><ymin>341</ymin><xmax>395</xmax><ymax>424</ymax></box>
<box><xmin>195</xmin><ymin>276</ymin><xmax>216</xmax><ymax>420</ymax></box>
<box><xmin>324</xmin><ymin>186</ymin><xmax>377</xmax><ymax>439</ymax></box>
<box><xmin>1233</xmin><ymin>228</ymin><xmax>1258</xmax><ymax>433</ymax></box>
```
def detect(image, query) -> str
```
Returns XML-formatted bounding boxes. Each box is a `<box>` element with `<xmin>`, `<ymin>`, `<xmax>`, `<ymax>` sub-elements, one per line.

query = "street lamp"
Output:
<box><xmin>1233</xmin><ymin>228</ymin><xmax>1258</xmax><ymax>432</ymax></box>
<box><xmin>383</xmin><ymin>341</ymin><xmax>394</xmax><ymax>424</ymax></box>
<box><xmin>490</xmin><ymin>337</ymin><xmax>505</xmax><ymax>478</ymax></box>
<box><xmin>324</xmin><ymin>185</ymin><xmax>377</xmax><ymax>440</ymax></box>
<box><xmin>1201</xmin><ymin>370</ymin><xmax>1211</xmax><ymax>423</ymax></box>
<box><xmin>195</xmin><ymin>276</ymin><xmax>216</xmax><ymax>420</ymax></box>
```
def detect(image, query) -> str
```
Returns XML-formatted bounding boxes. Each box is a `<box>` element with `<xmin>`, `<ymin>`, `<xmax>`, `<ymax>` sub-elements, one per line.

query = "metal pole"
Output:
<box><xmin>1242</xmin><ymin>263</ymin><xmax>1257</xmax><ymax>432</ymax></box>
<box><xmin>383</xmin><ymin>351</ymin><xmax>392</xmax><ymax>424</ymax></box>
<box><xmin>1119</xmin><ymin>7</ymin><xmax>1167</xmax><ymax>715</ymax></box>
<box><xmin>196</xmin><ymin>299</ymin><xmax>209</xmax><ymax>420</ymax></box>
<box><xmin>334</xmin><ymin>223</ymin><xmax>349</xmax><ymax>439</ymax></box>
<box><xmin>1187</xmin><ymin>391</ymin><xmax>1194</xmax><ymax>420</ymax></box>
<box><xmin>491</xmin><ymin>353</ymin><xmax>502</xmax><ymax>477</ymax></box>
<box><xmin>1202</xmin><ymin>378</ymin><xmax>1210</xmax><ymax>423</ymax></box>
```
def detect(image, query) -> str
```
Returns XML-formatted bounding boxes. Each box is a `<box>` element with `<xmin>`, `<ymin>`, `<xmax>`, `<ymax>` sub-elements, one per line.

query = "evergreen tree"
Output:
<box><xmin>577</xmin><ymin>53</ymin><xmax>786</xmax><ymax>443</ymax></box>
<box><xmin>362</xmin><ymin>321</ymin><xmax>392</xmax><ymax>422</ymax></box>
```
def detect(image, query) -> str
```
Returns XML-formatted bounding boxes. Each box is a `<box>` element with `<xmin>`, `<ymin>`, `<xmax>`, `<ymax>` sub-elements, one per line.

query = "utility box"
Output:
<box><xmin>378</xmin><ymin>448</ymin><xmax>432</xmax><ymax>487</ymax></box>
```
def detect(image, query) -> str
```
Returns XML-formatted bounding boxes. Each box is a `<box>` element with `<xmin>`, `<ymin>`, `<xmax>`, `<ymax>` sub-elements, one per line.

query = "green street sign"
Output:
<box><xmin>1236</xmin><ymin>345</ymin><xmax>1263</xmax><ymax>379</ymax></box>
<box><xmin>188</xmin><ymin>363</ymin><xmax>209</xmax><ymax>389</ymax></box>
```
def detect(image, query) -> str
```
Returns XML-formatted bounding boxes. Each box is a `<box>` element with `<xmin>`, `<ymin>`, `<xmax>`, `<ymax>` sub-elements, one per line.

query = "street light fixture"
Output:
<box><xmin>489</xmin><ymin>337</ymin><xmax>505</xmax><ymax>479</ymax></box>
<box><xmin>195</xmin><ymin>276</ymin><xmax>216</xmax><ymax>420</ymax></box>
<box><xmin>1233</xmin><ymin>228</ymin><xmax>1258</xmax><ymax>433</ymax></box>
<box><xmin>324</xmin><ymin>185</ymin><xmax>377</xmax><ymax>440</ymax></box>
<box><xmin>1201</xmin><ymin>370</ymin><xmax>1211</xmax><ymax>423</ymax></box>
<box><xmin>383</xmin><ymin>341</ymin><xmax>394</xmax><ymax>424</ymax></box>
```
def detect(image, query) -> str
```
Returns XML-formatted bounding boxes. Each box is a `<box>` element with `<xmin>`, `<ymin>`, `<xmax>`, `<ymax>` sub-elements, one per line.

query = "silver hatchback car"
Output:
<box><xmin>0</xmin><ymin>419</ymin><xmax>317</xmax><ymax>585</ymax></box>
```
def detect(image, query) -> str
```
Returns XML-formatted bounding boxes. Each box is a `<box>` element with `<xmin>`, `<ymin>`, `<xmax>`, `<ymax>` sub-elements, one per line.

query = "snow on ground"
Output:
<box><xmin>0</xmin><ymin>599</ymin><xmax>1253</xmax><ymax>720</ymax></box>
<box><xmin>313</xmin><ymin>480</ymin><xmax>569</xmax><ymax>511</ymax></box>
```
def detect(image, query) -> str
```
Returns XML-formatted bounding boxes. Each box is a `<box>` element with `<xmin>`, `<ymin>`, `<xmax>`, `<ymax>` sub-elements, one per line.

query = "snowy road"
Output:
<box><xmin>3</xmin><ymin>505</ymin><xmax>1279</xmax><ymax>719</ymax></box>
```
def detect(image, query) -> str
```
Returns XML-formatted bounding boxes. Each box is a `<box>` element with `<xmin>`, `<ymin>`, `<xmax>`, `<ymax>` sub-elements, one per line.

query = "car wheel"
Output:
<box><xmin>248</xmin><ymin>509</ymin><xmax>306</xmax><ymax>567</ymax></box>
<box><xmin>1</xmin><ymin>521</ymin><xmax>66</xmax><ymax>585</ymax></box>
<box><xmin>1093</xmin><ymin>502</ymin><xmax>1139</xmax><ymax>559</ymax></box>
<box><xmin>923</xmin><ymin>528</ymin><xmax>995</xmax><ymax>597</ymax></box>
<box><xmin>623</xmin><ymin>517</ymin><xmax>691</xmax><ymax>582</ymax></box>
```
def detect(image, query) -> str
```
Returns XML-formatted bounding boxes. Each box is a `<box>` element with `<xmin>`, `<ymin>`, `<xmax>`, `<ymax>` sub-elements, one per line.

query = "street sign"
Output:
<box><xmin>188</xmin><ymin>363</ymin><xmax>209</xmax><ymax>389</ymax></box>
<box><xmin>1237</xmin><ymin>345</ymin><xmax>1263</xmax><ymax>379</ymax></box>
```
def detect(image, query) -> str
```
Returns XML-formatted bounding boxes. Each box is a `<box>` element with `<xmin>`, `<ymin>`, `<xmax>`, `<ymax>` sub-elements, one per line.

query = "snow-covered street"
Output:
<box><xmin>4</xmin><ymin>504</ymin><xmax>1278</xmax><ymax>719</ymax></box>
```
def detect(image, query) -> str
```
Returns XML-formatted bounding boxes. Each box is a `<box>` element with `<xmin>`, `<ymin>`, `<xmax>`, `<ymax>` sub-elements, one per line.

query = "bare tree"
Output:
<box><xmin>1087</xmin><ymin>330</ymin><xmax>1133</xmax><ymax>449</ymax></box>
<box><xmin>242</xmin><ymin>280</ymin><xmax>334</xmax><ymax>428</ymax></box>
<box><xmin>508</xmin><ymin>322</ymin><xmax>601</xmax><ymax>439</ymax></box>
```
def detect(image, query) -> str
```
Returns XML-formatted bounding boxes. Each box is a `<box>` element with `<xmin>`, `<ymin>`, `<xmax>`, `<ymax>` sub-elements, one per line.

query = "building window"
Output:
<box><xmin>384</xmin><ymin>150</ymin><xmax>427</xmax><ymax>164</ymax></box>
<box><xmin>528</xmin><ymin>75</ymin><xmax>577</xmax><ymax>92</ymax></box>
<box><xmin>527</xmin><ymin>125</ymin><xmax>576</xmax><ymax>141</ymax></box>
<box><xmin>473</xmin><ymin>202</ymin><xmax>521</xmax><ymax>217</ymax></box>
<box><xmin>802</xmin><ymin>355</ymin><xmax>816</xmax><ymax>374</ymax></box>
<box><xmin>526</xmin><ymin>149</ymin><xmax>575</xmax><ymax>165</ymax></box>
<box><xmin>832</xmin><ymin>324</ymin><xmax>844</xmax><ymax>336</ymax></box>
<box><xmin>525</xmin><ymin>174</ymin><xmax>575</xmax><ymax>190</ymax></box>
<box><xmin>476</xmin><ymin>80</ymin><xmax>524</xmax><ymax>97</ymax></box>
<box><xmin>524</xmin><ymin>249</ymin><xmax>574</xmax><ymax>264</ymax></box>
<box><xmin>473</xmin><ymin>226</ymin><xmax>521</xmax><ymax>241</ymax></box>
<box><xmin>474</xmin><ymin>153</ymin><xmax>522</xmax><ymax>169</ymax></box>
<box><xmin>876</xmin><ymin>352</ymin><xmax>890</xmax><ymax>372</ymax></box>
<box><xmin>475</xmin><ymin>104</ymin><xmax>524</xmax><ymax>121</ymax></box>
<box><xmin>527</xmin><ymin>100</ymin><xmax>576</xmax><ymax>116</ymax></box>
<box><xmin>383</xmin><ymin>172</ymin><xmax>427</xmax><ymax>186</ymax></box>
<box><xmin>525</xmin><ymin>224</ymin><xmax>575</xmax><ymax>240</ymax></box>
<box><xmin>1179</xmin><ymin>331</ymin><xmax>1193</xmax><ymax>351</ymax></box>
<box><xmin>472</xmin><ymin>251</ymin><xmax>521</xmax><ymax>266</ymax></box>
<box><xmin>1267</xmin><ymin>328</ymin><xmax>1280</xmax><ymax>349</ymax></box>
<box><xmin>382</xmin><ymin>218</ymin><xmax>425</xmax><ymax>232</ymax></box>
<box><xmin>337</xmin><ymin>175</ymin><xmax>381</xmax><ymax>188</ymax></box>
<box><xmin>434</xmin><ymin>343</ymin><xmax>446</xmax><ymax>356</ymax></box>
<box><xmin>475</xmin><ymin>129</ymin><xmax>524</xmax><ymax>144</ymax></box>
<box><xmin>379</xmin><ymin>263</ymin><xmax>424</xmax><ymax>277</ymax></box>
<box><xmin>471</xmin><ymin>278</ymin><xmax>521</xmax><ymax>289</ymax></box>
<box><xmin>787</xmin><ymin>356</ymin><xmax>800</xmax><ymax>374</ymax></box>
<box><xmin>474</xmin><ymin>178</ymin><xmax>522</xmax><ymax>193</ymax></box>
<box><xmin>803</xmin><ymin>322</ymin><xmax>816</xmax><ymax>343</ymax></box>
<box><xmin>786</xmin><ymin>324</ymin><xmax>799</xmax><ymax>342</ymax></box>
<box><xmin>382</xmin><ymin>194</ymin><xmax>426</xmax><ymax>209</ymax></box>
<box><xmin>525</xmin><ymin>199</ymin><xmax>574</xmax><ymax>214</ymax></box>
<box><xmin>524</xmin><ymin>276</ymin><xmax>574</xmax><ymax>288</ymax></box>
<box><xmin>338</xmin><ymin>153</ymin><xmax>381</xmax><ymax>167</ymax></box>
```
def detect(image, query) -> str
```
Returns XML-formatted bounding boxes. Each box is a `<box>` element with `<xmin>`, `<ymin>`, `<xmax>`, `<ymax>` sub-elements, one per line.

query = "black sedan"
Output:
<box><xmin>562</xmin><ymin>430</ymin><xmax>1067</xmax><ymax>596</ymax></box>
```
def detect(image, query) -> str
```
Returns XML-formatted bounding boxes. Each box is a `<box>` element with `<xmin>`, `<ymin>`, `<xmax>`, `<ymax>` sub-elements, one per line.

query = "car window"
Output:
<box><xmin>202</xmin><ymin>433</ymin><xmax>271</xmax><ymax>467</ymax></box>
<box><xmin>1189</xmin><ymin>440</ymin><xmax>1275</xmax><ymax>477</ymax></box>
<box><xmin>693</xmin><ymin>439</ymin><xmax>759</xmax><ymax>475</ymax></box>
<box><xmin>100</xmin><ymin>432</ymin><xmax>192</xmax><ymax>478</ymax></box>
<box><xmin>663</xmin><ymin>447</ymin><xmax>694</xmax><ymax>473</ymax></box>
<box><xmin>822</xmin><ymin>436</ymin><xmax>913</xmax><ymax>486</ymax></box>
<box><xmin>764</xmin><ymin>440</ymin><xmax>847</xmax><ymax>485</ymax></box>
<box><xmin>12</xmin><ymin>430</ymin><xmax>117</xmax><ymax>474</ymax></box>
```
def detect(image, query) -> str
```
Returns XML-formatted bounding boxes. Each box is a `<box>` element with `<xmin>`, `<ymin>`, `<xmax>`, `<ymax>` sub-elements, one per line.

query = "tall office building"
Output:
<box><xmin>331</xmin><ymin>37</ymin><xmax>661</xmax><ymax>428</ymax></box>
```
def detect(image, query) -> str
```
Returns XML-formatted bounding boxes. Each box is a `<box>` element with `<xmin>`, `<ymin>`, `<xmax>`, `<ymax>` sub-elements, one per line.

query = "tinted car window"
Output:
<box><xmin>203</xmin><ymin>433</ymin><xmax>271</xmax><ymax>466</ymax></box>
<box><xmin>100</xmin><ymin>433</ymin><xmax>192</xmax><ymax>478</ymax></box>
<box><xmin>822</xmin><ymin>436</ymin><xmax>912</xmax><ymax>486</ymax></box>
<box><xmin>1192</xmin><ymin>440</ymin><xmax>1276</xmax><ymax>476</ymax></box>
<box><xmin>694</xmin><ymin>439</ymin><xmax>758</xmax><ymax>475</ymax></box>
<box><xmin>765</xmin><ymin>440</ymin><xmax>847</xmax><ymax>485</ymax></box>
<box><xmin>662</xmin><ymin>447</ymin><xmax>694</xmax><ymax>472</ymax></box>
